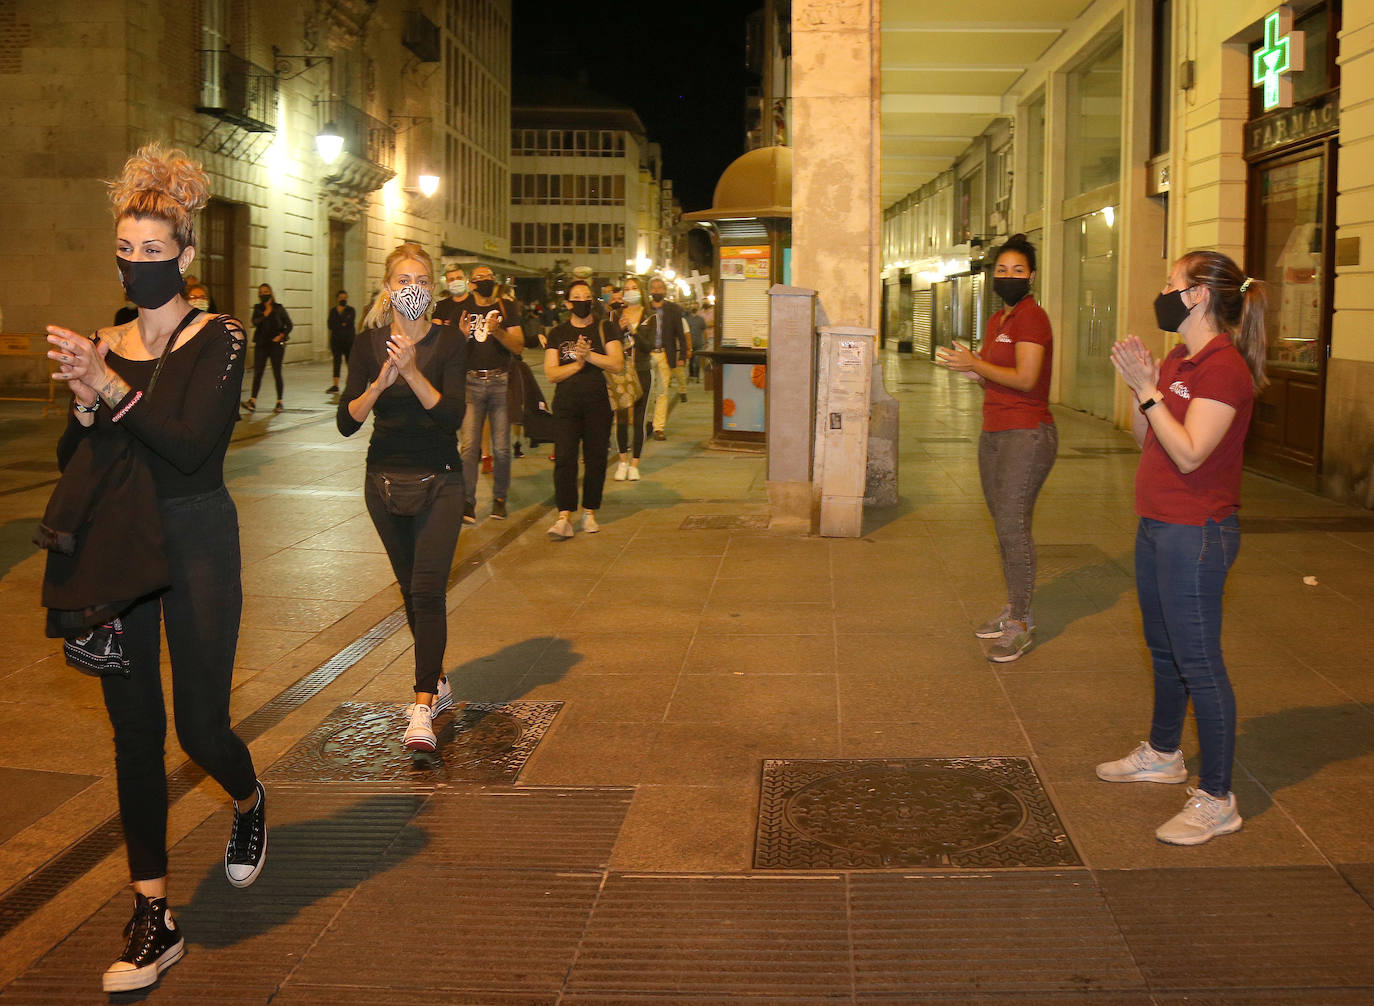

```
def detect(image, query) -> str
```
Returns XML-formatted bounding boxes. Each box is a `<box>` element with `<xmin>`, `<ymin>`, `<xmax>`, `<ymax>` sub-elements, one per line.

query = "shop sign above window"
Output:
<box><xmin>1244</xmin><ymin>90</ymin><xmax>1338</xmax><ymax>158</ymax></box>
<box><xmin>1253</xmin><ymin>5</ymin><xmax>1306</xmax><ymax>111</ymax></box>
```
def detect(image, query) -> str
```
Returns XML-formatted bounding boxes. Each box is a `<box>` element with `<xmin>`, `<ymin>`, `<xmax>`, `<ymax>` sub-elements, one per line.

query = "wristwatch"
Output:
<box><xmin>1138</xmin><ymin>393</ymin><xmax>1163</xmax><ymax>414</ymax></box>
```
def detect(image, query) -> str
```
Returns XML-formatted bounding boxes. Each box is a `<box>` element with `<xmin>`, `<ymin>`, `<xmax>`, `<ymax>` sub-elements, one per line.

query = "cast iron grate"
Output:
<box><xmin>265</xmin><ymin>699</ymin><xmax>563</xmax><ymax>784</ymax></box>
<box><xmin>755</xmin><ymin>757</ymin><xmax>1081</xmax><ymax>869</ymax></box>
<box><xmin>679</xmin><ymin>514</ymin><xmax>771</xmax><ymax>531</ymax></box>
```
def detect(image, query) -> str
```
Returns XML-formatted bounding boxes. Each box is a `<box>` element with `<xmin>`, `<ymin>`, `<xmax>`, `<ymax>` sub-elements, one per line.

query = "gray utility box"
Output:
<box><xmin>814</xmin><ymin>327</ymin><xmax>875</xmax><ymax>538</ymax></box>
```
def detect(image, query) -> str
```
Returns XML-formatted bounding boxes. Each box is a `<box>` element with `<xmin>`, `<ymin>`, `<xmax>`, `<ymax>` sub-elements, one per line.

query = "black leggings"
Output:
<box><xmin>554</xmin><ymin>392</ymin><xmax>613</xmax><ymax>512</ymax></box>
<box><xmin>330</xmin><ymin>338</ymin><xmax>352</xmax><ymax>381</ymax></box>
<box><xmin>250</xmin><ymin>341</ymin><xmax>286</xmax><ymax>400</ymax></box>
<box><xmin>364</xmin><ymin>470</ymin><xmax>464</xmax><ymax>695</ymax></box>
<box><xmin>101</xmin><ymin>486</ymin><xmax>256</xmax><ymax>881</ymax></box>
<box><xmin>614</xmin><ymin>379</ymin><xmax>650</xmax><ymax>458</ymax></box>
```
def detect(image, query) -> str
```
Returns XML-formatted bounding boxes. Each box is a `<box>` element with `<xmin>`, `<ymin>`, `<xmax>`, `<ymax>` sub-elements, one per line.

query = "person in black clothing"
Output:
<box><xmin>543</xmin><ymin>279</ymin><xmax>623</xmax><ymax>540</ymax></box>
<box><xmin>46</xmin><ymin>142</ymin><xmax>265</xmax><ymax>994</ymax></box>
<box><xmin>244</xmin><ymin>283</ymin><xmax>292</xmax><ymax>414</ymax></box>
<box><xmin>326</xmin><ymin>289</ymin><xmax>356</xmax><ymax>395</ymax></box>
<box><xmin>338</xmin><ymin>243</ymin><xmax>466</xmax><ymax>753</ymax></box>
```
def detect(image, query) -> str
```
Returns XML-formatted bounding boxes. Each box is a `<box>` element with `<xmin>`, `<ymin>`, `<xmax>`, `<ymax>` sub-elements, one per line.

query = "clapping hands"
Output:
<box><xmin>1109</xmin><ymin>335</ymin><xmax>1159</xmax><ymax>396</ymax></box>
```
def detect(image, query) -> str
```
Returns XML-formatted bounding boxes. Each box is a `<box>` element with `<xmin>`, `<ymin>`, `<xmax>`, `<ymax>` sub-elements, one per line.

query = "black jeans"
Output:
<box><xmin>101</xmin><ymin>486</ymin><xmax>256</xmax><ymax>881</ymax></box>
<box><xmin>250</xmin><ymin>340</ymin><xmax>286</xmax><ymax>400</ymax></box>
<box><xmin>364</xmin><ymin>469</ymin><xmax>464</xmax><ymax>695</ymax></box>
<box><xmin>554</xmin><ymin>390</ymin><xmax>613</xmax><ymax>512</ymax></box>
<box><xmin>615</xmin><ymin>377</ymin><xmax>650</xmax><ymax>458</ymax></box>
<box><xmin>330</xmin><ymin>337</ymin><xmax>353</xmax><ymax>381</ymax></box>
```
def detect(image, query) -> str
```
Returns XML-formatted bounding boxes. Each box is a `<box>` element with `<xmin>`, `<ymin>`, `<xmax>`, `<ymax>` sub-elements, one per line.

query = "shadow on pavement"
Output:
<box><xmin>0</xmin><ymin>517</ymin><xmax>41</xmax><ymax>580</ymax></box>
<box><xmin>1238</xmin><ymin>702</ymin><xmax>1374</xmax><ymax>794</ymax></box>
<box><xmin>181</xmin><ymin>793</ymin><xmax>430</xmax><ymax>950</ymax></box>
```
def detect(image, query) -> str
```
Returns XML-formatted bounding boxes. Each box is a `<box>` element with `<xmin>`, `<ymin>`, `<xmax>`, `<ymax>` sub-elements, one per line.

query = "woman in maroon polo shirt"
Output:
<box><xmin>936</xmin><ymin>234</ymin><xmax>1057</xmax><ymax>663</ymax></box>
<box><xmin>1095</xmin><ymin>250</ymin><xmax>1268</xmax><ymax>847</ymax></box>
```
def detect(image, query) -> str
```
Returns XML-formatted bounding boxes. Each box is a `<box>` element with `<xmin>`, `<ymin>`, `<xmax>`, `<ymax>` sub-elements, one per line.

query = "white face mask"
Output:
<box><xmin>391</xmin><ymin>283</ymin><xmax>432</xmax><ymax>321</ymax></box>
<box><xmin>623</xmin><ymin>290</ymin><xmax>641</xmax><ymax>305</ymax></box>
<box><xmin>188</xmin><ymin>297</ymin><xmax>210</xmax><ymax>312</ymax></box>
<box><xmin>447</xmin><ymin>279</ymin><xmax>468</xmax><ymax>297</ymax></box>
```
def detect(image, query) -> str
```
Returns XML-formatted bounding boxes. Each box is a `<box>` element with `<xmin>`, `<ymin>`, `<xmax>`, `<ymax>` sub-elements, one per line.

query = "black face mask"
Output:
<box><xmin>473</xmin><ymin>279</ymin><xmax>497</xmax><ymax>297</ymax></box>
<box><xmin>570</xmin><ymin>300</ymin><xmax>594</xmax><ymax>318</ymax></box>
<box><xmin>259</xmin><ymin>293</ymin><xmax>271</xmax><ymax>303</ymax></box>
<box><xmin>1153</xmin><ymin>289</ymin><xmax>1193</xmax><ymax>332</ymax></box>
<box><xmin>650</xmin><ymin>291</ymin><xmax>665</xmax><ymax>304</ymax></box>
<box><xmin>992</xmin><ymin>277</ymin><xmax>1030</xmax><ymax>306</ymax></box>
<box><xmin>116</xmin><ymin>256</ymin><xmax>184</xmax><ymax>310</ymax></box>
<box><xmin>337</xmin><ymin>298</ymin><xmax>347</xmax><ymax>306</ymax></box>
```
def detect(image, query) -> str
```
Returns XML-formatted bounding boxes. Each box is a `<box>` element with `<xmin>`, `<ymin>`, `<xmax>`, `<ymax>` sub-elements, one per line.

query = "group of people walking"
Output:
<box><xmin>38</xmin><ymin>144</ymin><xmax>1270</xmax><ymax>996</ymax></box>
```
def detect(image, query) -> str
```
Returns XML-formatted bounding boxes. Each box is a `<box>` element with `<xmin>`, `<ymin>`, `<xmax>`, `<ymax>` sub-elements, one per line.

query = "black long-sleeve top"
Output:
<box><xmin>336</xmin><ymin>324</ymin><xmax>466</xmax><ymax>471</ymax></box>
<box><xmin>251</xmin><ymin>300</ymin><xmax>292</xmax><ymax>345</ymax></box>
<box><xmin>57</xmin><ymin>316</ymin><xmax>247</xmax><ymax>499</ymax></box>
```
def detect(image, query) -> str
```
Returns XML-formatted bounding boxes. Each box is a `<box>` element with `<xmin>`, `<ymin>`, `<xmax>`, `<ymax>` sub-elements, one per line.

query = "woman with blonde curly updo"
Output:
<box><xmin>46</xmin><ymin>143</ymin><xmax>266</xmax><ymax>992</ymax></box>
<box><xmin>337</xmin><ymin>243</ymin><xmax>468</xmax><ymax>753</ymax></box>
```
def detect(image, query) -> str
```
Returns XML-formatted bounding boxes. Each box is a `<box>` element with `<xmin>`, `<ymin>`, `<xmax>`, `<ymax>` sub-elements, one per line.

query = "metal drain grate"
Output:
<box><xmin>755</xmin><ymin>757</ymin><xmax>1080</xmax><ymax>869</ymax></box>
<box><xmin>265</xmin><ymin>700</ymin><xmax>562</xmax><ymax>783</ymax></box>
<box><xmin>679</xmin><ymin>514</ymin><xmax>771</xmax><ymax>530</ymax></box>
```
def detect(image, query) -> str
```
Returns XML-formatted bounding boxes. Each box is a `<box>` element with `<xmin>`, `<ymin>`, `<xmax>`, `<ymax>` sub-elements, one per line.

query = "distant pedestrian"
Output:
<box><xmin>45</xmin><ymin>142</ymin><xmax>265</xmax><ymax>993</ymax></box>
<box><xmin>935</xmin><ymin>233</ymin><xmax>1056</xmax><ymax>663</ymax></box>
<box><xmin>686</xmin><ymin>304</ymin><xmax>707</xmax><ymax>381</ymax></box>
<box><xmin>544</xmin><ymin>279</ymin><xmax>623</xmax><ymax>540</ymax></box>
<box><xmin>244</xmin><ymin>283</ymin><xmax>291</xmax><ymax>414</ymax></box>
<box><xmin>186</xmin><ymin>283</ymin><xmax>211</xmax><ymax>314</ymax></box>
<box><xmin>326</xmin><ymin>289</ymin><xmax>356</xmax><ymax>395</ymax></box>
<box><xmin>337</xmin><ymin>242</ymin><xmax>466</xmax><ymax>754</ymax></box>
<box><xmin>644</xmin><ymin>277</ymin><xmax>691</xmax><ymax>439</ymax></box>
<box><xmin>610</xmin><ymin>276</ymin><xmax>650</xmax><ymax>481</ymax></box>
<box><xmin>1095</xmin><ymin>251</ymin><xmax>1267</xmax><ymax>847</ymax></box>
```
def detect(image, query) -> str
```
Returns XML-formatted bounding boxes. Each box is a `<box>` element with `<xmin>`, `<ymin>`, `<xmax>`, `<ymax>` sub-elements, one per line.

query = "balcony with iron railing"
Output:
<box><xmin>197</xmin><ymin>50</ymin><xmax>278</xmax><ymax>132</ymax></box>
<box><xmin>317</xmin><ymin>99</ymin><xmax>397</xmax><ymax>193</ymax></box>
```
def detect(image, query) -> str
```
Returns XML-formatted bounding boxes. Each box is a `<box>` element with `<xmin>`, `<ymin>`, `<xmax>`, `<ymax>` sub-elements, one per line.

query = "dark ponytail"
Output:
<box><xmin>1179</xmin><ymin>251</ymin><xmax>1269</xmax><ymax>391</ymax></box>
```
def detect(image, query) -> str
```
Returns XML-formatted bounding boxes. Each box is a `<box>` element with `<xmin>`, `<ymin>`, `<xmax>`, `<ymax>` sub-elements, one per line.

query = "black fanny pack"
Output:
<box><xmin>370</xmin><ymin>471</ymin><xmax>445</xmax><ymax>515</ymax></box>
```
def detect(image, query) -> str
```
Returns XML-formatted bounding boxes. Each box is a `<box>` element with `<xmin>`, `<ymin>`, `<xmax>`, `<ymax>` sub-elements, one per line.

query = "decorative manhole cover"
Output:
<box><xmin>755</xmin><ymin>758</ymin><xmax>1080</xmax><ymax>870</ymax></box>
<box><xmin>265</xmin><ymin>700</ymin><xmax>562</xmax><ymax>784</ymax></box>
<box><xmin>679</xmin><ymin>514</ymin><xmax>771</xmax><ymax>531</ymax></box>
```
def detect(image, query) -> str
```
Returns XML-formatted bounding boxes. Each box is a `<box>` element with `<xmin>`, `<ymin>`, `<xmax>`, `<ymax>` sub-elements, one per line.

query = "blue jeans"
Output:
<box><xmin>460</xmin><ymin>372</ymin><xmax>511</xmax><ymax>505</ymax></box>
<box><xmin>1136</xmin><ymin>515</ymin><xmax>1240</xmax><ymax>798</ymax></box>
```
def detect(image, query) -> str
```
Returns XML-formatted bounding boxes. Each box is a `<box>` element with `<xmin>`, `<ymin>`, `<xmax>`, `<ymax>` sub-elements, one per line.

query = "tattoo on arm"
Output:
<box><xmin>98</xmin><ymin>372</ymin><xmax>131</xmax><ymax>406</ymax></box>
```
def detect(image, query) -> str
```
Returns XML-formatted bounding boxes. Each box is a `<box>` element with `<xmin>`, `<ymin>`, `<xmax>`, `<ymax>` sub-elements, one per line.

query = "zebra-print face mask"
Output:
<box><xmin>390</xmin><ymin>283</ymin><xmax>432</xmax><ymax>321</ymax></box>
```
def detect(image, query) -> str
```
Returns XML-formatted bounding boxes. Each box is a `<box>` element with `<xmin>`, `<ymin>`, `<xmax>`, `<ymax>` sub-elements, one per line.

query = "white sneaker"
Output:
<box><xmin>1095</xmin><ymin>741</ymin><xmax>1188</xmax><ymax>784</ymax></box>
<box><xmin>432</xmin><ymin>676</ymin><xmax>452</xmax><ymax>717</ymax></box>
<box><xmin>547</xmin><ymin>516</ymin><xmax>574</xmax><ymax>541</ymax></box>
<box><xmin>627</xmin><ymin>466</ymin><xmax>641</xmax><ymax>481</ymax></box>
<box><xmin>582</xmin><ymin>512</ymin><xmax>600</xmax><ymax>533</ymax></box>
<box><xmin>613</xmin><ymin>461</ymin><xmax>629</xmax><ymax>481</ymax></box>
<box><xmin>402</xmin><ymin>703</ymin><xmax>436</xmax><ymax>752</ymax></box>
<box><xmin>1156</xmin><ymin>788</ymin><xmax>1243</xmax><ymax>845</ymax></box>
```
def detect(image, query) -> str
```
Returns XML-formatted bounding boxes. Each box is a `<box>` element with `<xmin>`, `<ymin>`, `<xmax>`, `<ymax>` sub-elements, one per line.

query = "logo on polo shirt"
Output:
<box><xmin>995</xmin><ymin>333</ymin><xmax>1013</xmax><ymax>344</ymax></box>
<box><xmin>1170</xmin><ymin>380</ymin><xmax>1190</xmax><ymax>399</ymax></box>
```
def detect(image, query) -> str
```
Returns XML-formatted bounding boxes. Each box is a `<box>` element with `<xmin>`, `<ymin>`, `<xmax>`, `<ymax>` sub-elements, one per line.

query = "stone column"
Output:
<box><xmin>791</xmin><ymin>0</ymin><xmax>879</xmax><ymax>330</ymax></box>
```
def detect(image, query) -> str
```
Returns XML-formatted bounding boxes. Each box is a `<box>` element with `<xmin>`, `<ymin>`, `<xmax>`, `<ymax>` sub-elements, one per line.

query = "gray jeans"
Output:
<box><xmin>977</xmin><ymin>423</ymin><xmax>1058</xmax><ymax>622</ymax></box>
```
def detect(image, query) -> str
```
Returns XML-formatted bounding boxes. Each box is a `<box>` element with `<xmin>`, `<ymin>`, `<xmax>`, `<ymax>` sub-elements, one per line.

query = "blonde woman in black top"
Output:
<box><xmin>47</xmin><ymin>143</ymin><xmax>265</xmax><ymax>993</ymax></box>
<box><xmin>338</xmin><ymin>243</ymin><xmax>467</xmax><ymax>752</ymax></box>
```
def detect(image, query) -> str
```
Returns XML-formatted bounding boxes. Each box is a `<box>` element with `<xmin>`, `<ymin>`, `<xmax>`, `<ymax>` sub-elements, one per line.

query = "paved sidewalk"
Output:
<box><xmin>0</xmin><ymin>354</ymin><xmax>1372</xmax><ymax>1002</ymax></box>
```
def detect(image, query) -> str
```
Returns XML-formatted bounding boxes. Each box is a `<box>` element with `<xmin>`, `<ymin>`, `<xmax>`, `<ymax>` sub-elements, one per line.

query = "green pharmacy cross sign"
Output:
<box><xmin>1253</xmin><ymin>5</ymin><xmax>1306</xmax><ymax>111</ymax></box>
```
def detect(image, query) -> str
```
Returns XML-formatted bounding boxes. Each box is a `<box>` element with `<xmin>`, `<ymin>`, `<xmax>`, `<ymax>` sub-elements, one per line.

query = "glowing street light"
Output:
<box><xmin>417</xmin><ymin>173</ymin><xmax>440</xmax><ymax>198</ymax></box>
<box><xmin>315</xmin><ymin>123</ymin><xmax>344</xmax><ymax>164</ymax></box>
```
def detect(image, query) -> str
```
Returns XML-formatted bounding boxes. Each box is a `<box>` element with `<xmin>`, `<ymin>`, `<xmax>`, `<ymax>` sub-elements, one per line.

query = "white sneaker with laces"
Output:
<box><xmin>1156</xmin><ymin>787</ymin><xmax>1242</xmax><ymax>845</ymax></box>
<box><xmin>614</xmin><ymin>461</ymin><xmax>629</xmax><ymax>481</ymax></box>
<box><xmin>548</xmin><ymin>516</ymin><xmax>574</xmax><ymax>541</ymax></box>
<box><xmin>627</xmin><ymin>466</ymin><xmax>641</xmax><ymax>481</ymax></box>
<box><xmin>582</xmin><ymin>512</ymin><xmax>600</xmax><ymax>533</ymax></box>
<box><xmin>1095</xmin><ymin>741</ymin><xmax>1188</xmax><ymax>784</ymax></box>
<box><xmin>432</xmin><ymin>676</ymin><xmax>453</xmax><ymax>717</ymax></box>
<box><xmin>403</xmin><ymin>703</ymin><xmax>436</xmax><ymax>752</ymax></box>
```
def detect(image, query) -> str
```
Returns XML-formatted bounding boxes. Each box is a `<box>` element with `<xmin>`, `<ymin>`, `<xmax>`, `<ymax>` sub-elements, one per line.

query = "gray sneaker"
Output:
<box><xmin>973</xmin><ymin>605</ymin><xmax>1035</xmax><ymax>639</ymax></box>
<box><xmin>1095</xmin><ymin>741</ymin><xmax>1188</xmax><ymax>784</ymax></box>
<box><xmin>985</xmin><ymin>622</ymin><xmax>1032</xmax><ymax>662</ymax></box>
<box><xmin>1155</xmin><ymin>788</ymin><xmax>1242</xmax><ymax>845</ymax></box>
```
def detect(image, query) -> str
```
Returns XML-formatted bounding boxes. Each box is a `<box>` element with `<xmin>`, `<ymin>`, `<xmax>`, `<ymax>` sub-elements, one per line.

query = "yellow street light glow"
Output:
<box><xmin>417</xmin><ymin>174</ymin><xmax>440</xmax><ymax>198</ymax></box>
<box><xmin>315</xmin><ymin>124</ymin><xmax>344</xmax><ymax>164</ymax></box>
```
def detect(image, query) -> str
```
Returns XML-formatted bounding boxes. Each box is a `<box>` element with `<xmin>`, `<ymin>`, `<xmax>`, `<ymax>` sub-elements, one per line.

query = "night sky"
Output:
<box><xmin>511</xmin><ymin>1</ymin><xmax>755</xmax><ymax>213</ymax></box>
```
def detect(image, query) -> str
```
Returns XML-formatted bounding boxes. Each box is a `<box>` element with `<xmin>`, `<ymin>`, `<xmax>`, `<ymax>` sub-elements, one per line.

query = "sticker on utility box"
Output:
<box><xmin>837</xmin><ymin>340</ymin><xmax>865</xmax><ymax>368</ymax></box>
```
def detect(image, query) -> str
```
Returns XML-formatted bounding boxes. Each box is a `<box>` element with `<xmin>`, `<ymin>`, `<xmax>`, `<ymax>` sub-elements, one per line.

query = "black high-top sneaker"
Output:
<box><xmin>225</xmin><ymin>779</ymin><xmax>268</xmax><ymax>888</ymax></box>
<box><xmin>102</xmin><ymin>892</ymin><xmax>184</xmax><ymax>992</ymax></box>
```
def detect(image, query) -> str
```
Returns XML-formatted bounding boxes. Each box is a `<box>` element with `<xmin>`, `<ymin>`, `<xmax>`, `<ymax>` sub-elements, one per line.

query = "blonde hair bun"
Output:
<box><xmin>109</xmin><ymin>143</ymin><xmax>211</xmax><ymax>248</ymax></box>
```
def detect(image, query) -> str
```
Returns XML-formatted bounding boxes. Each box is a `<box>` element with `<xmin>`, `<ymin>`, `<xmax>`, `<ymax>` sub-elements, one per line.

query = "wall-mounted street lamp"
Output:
<box><xmin>315</xmin><ymin>122</ymin><xmax>344</xmax><ymax>164</ymax></box>
<box><xmin>416</xmin><ymin>174</ymin><xmax>440</xmax><ymax>198</ymax></box>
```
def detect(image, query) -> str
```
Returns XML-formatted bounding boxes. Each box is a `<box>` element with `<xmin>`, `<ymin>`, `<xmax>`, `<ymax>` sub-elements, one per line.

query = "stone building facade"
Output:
<box><xmin>0</xmin><ymin>0</ymin><xmax>510</xmax><ymax>369</ymax></box>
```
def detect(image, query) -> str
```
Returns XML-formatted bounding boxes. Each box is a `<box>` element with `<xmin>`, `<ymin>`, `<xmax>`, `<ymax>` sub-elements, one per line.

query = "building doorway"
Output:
<box><xmin>199</xmin><ymin>198</ymin><xmax>242</xmax><ymax>319</ymax></box>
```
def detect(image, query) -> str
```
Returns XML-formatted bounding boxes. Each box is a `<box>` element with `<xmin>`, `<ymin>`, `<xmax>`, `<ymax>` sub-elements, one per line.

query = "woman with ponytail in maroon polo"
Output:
<box><xmin>1096</xmin><ymin>250</ymin><xmax>1268</xmax><ymax>847</ymax></box>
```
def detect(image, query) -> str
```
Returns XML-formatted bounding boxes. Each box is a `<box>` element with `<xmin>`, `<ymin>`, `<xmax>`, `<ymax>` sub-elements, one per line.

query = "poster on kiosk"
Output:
<box><xmin>719</xmin><ymin>246</ymin><xmax>771</xmax><ymax>433</ymax></box>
